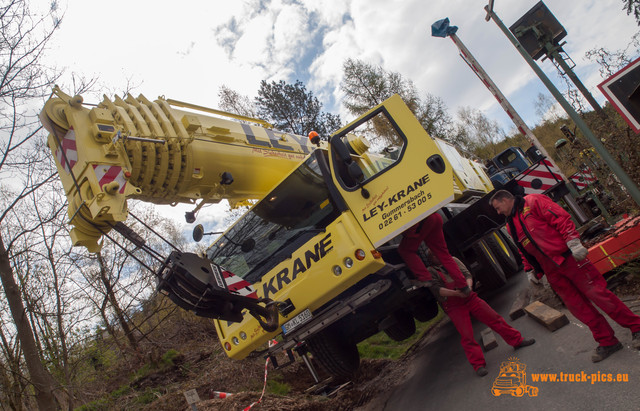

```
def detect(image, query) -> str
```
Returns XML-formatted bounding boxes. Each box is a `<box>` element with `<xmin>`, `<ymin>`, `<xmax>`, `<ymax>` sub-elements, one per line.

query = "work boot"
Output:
<box><xmin>514</xmin><ymin>338</ymin><xmax>536</xmax><ymax>350</ymax></box>
<box><xmin>591</xmin><ymin>342</ymin><xmax>623</xmax><ymax>363</ymax></box>
<box><xmin>632</xmin><ymin>332</ymin><xmax>640</xmax><ymax>350</ymax></box>
<box><xmin>476</xmin><ymin>367</ymin><xmax>488</xmax><ymax>377</ymax></box>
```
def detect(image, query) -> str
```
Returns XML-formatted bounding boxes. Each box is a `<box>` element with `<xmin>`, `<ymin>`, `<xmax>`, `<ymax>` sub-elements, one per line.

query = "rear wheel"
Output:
<box><xmin>307</xmin><ymin>325</ymin><xmax>360</xmax><ymax>381</ymax></box>
<box><xmin>485</xmin><ymin>231</ymin><xmax>519</xmax><ymax>277</ymax></box>
<box><xmin>383</xmin><ymin>310</ymin><xmax>416</xmax><ymax>341</ymax></box>
<box><xmin>472</xmin><ymin>239</ymin><xmax>506</xmax><ymax>290</ymax></box>
<box><xmin>501</xmin><ymin>228</ymin><xmax>523</xmax><ymax>270</ymax></box>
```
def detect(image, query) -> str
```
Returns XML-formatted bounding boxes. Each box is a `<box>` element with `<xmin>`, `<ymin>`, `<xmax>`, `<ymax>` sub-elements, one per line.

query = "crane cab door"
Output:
<box><xmin>328</xmin><ymin>94</ymin><xmax>454</xmax><ymax>247</ymax></box>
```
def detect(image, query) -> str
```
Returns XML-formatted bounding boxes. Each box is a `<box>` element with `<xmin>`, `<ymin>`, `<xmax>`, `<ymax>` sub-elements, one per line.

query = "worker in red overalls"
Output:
<box><xmin>398</xmin><ymin>212</ymin><xmax>471</xmax><ymax>293</ymax></box>
<box><xmin>399</xmin><ymin>212</ymin><xmax>535</xmax><ymax>376</ymax></box>
<box><xmin>490</xmin><ymin>190</ymin><xmax>640</xmax><ymax>362</ymax></box>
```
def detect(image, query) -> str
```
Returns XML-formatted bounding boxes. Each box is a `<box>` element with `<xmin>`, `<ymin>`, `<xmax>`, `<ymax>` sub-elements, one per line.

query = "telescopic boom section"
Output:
<box><xmin>41</xmin><ymin>87</ymin><xmax>317</xmax><ymax>252</ymax></box>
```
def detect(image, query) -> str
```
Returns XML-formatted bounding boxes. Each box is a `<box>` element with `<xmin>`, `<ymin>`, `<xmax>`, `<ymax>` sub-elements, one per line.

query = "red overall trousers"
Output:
<box><xmin>440</xmin><ymin>276</ymin><xmax>524</xmax><ymax>370</ymax></box>
<box><xmin>398</xmin><ymin>213</ymin><xmax>468</xmax><ymax>289</ymax></box>
<box><xmin>523</xmin><ymin>246</ymin><xmax>640</xmax><ymax>346</ymax></box>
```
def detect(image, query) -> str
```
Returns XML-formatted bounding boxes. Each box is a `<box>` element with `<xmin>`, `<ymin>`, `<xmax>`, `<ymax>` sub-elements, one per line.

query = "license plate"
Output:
<box><xmin>281</xmin><ymin>309</ymin><xmax>312</xmax><ymax>335</ymax></box>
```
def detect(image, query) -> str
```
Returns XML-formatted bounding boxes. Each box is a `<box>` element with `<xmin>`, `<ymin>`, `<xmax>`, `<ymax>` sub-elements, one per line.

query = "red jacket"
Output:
<box><xmin>506</xmin><ymin>194</ymin><xmax>580</xmax><ymax>272</ymax></box>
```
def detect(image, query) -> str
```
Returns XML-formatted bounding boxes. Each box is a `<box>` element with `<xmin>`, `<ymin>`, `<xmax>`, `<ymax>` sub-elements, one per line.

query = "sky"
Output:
<box><xmin>30</xmin><ymin>0</ymin><xmax>639</xmax><ymax>232</ymax></box>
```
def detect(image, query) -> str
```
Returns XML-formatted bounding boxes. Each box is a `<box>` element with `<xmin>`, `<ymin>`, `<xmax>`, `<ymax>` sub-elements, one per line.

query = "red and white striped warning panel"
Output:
<box><xmin>210</xmin><ymin>391</ymin><xmax>234</xmax><ymax>399</ymax></box>
<box><xmin>54</xmin><ymin>127</ymin><xmax>77</xmax><ymax>173</ymax></box>
<box><xmin>569</xmin><ymin>168</ymin><xmax>597</xmax><ymax>190</ymax></box>
<box><xmin>223</xmin><ymin>270</ymin><xmax>258</xmax><ymax>299</ymax></box>
<box><xmin>515</xmin><ymin>159</ymin><xmax>563</xmax><ymax>194</ymax></box>
<box><xmin>92</xmin><ymin>164</ymin><xmax>127</xmax><ymax>194</ymax></box>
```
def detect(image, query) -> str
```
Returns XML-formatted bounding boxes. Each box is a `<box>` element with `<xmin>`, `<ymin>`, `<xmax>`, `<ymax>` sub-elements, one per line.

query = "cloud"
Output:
<box><xmin>40</xmin><ymin>0</ymin><xmax>638</xmax><ymax>137</ymax></box>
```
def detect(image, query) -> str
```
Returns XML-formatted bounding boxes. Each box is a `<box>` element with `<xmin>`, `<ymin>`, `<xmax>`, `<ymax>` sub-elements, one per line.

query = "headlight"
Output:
<box><xmin>239</xmin><ymin>331</ymin><xmax>247</xmax><ymax>340</ymax></box>
<box><xmin>332</xmin><ymin>265</ymin><xmax>343</xmax><ymax>276</ymax></box>
<box><xmin>344</xmin><ymin>257</ymin><xmax>354</xmax><ymax>268</ymax></box>
<box><xmin>232</xmin><ymin>337</ymin><xmax>240</xmax><ymax>345</ymax></box>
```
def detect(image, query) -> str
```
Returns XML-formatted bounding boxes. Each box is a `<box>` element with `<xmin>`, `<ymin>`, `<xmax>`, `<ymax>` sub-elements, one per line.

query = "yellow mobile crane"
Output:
<box><xmin>41</xmin><ymin>87</ymin><xmax>513</xmax><ymax>380</ymax></box>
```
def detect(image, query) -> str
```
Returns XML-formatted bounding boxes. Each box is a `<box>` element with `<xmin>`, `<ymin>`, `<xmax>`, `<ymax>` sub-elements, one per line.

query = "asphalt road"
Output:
<box><xmin>383</xmin><ymin>271</ymin><xmax>640</xmax><ymax>411</ymax></box>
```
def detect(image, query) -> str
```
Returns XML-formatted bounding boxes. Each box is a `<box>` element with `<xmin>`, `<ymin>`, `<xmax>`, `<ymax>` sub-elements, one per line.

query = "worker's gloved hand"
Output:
<box><xmin>567</xmin><ymin>238</ymin><xmax>588</xmax><ymax>261</ymax></box>
<box><xmin>526</xmin><ymin>270</ymin><xmax>541</xmax><ymax>285</ymax></box>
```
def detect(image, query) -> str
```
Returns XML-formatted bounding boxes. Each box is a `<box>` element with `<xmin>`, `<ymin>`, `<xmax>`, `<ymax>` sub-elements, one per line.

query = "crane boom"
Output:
<box><xmin>40</xmin><ymin>87</ymin><xmax>319</xmax><ymax>252</ymax></box>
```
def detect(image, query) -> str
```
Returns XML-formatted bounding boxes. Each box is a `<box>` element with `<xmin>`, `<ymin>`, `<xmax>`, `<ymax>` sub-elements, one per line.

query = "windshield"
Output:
<box><xmin>206</xmin><ymin>152</ymin><xmax>339</xmax><ymax>283</ymax></box>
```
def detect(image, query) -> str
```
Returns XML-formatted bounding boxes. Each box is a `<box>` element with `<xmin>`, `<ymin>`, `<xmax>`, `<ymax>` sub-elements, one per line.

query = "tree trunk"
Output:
<box><xmin>0</xmin><ymin>234</ymin><xmax>58</xmax><ymax>410</ymax></box>
<box><xmin>97</xmin><ymin>253</ymin><xmax>142</xmax><ymax>360</ymax></box>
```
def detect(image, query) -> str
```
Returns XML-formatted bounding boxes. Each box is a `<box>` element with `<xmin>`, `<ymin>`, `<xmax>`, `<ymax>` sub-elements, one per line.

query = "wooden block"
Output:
<box><xmin>509</xmin><ymin>288</ymin><xmax>531</xmax><ymax>320</ymax></box>
<box><xmin>524</xmin><ymin>301</ymin><xmax>569</xmax><ymax>331</ymax></box>
<box><xmin>481</xmin><ymin>328</ymin><xmax>498</xmax><ymax>351</ymax></box>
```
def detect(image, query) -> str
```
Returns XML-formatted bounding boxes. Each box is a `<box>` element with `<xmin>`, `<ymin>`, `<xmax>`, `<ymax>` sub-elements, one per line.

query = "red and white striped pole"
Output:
<box><xmin>448</xmin><ymin>32</ymin><xmax>566</xmax><ymax>180</ymax></box>
<box><xmin>440</xmin><ymin>27</ymin><xmax>589</xmax><ymax>222</ymax></box>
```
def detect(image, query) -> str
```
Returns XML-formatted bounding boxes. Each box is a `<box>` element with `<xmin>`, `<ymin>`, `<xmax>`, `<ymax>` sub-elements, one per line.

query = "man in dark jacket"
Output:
<box><xmin>490</xmin><ymin>190</ymin><xmax>640</xmax><ymax>362</ymax></box>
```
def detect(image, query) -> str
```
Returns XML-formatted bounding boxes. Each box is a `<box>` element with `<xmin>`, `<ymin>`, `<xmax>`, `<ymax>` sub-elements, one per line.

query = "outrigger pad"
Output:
<box><xmin>156</xmin><ymin>251</ymin><xmax>244</xmax><ymax>322</ymax></box>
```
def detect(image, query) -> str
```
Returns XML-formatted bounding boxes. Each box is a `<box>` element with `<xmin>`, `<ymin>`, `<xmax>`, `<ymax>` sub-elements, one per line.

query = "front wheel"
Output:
<box><xmin>307</xmin><ymin>325</ymin><xmax>360</xmax><ymax>381</ymax></box>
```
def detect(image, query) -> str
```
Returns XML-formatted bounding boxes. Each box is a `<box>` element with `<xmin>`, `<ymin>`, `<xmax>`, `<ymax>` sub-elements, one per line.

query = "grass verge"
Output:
<box><xmin>358</xmin><ymin>308</ymin><xmax>444</xmax><ymax>360</ymax></box>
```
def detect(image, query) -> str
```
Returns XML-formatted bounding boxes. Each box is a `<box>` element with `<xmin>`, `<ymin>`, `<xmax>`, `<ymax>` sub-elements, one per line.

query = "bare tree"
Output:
<box><xmin>341</xmin><ymin>58</ymin><xmax>454</xmax><ymax>142</ymax></box>
<box><xmin>453</xmin><ymin>106</ymin><xmax>506</xmax><ymax>158</ymax></box>
<box><xmin>70</xmin><ymin>204</ymin><xmax>186</xmax><ymax>367</ymax></box>
<box><xmin>585</xmin><ymin>31</ymin><xmax>640</xmax><ymax>77</ymax></box>
<box><xmin>218</xmin><ymin>85</ymin><xmax>257</xmax><ymax>118</ymax></box>
<box><xmin>341</xmin><ymin>58</ymin><xmax>420</xmax><ymax>116</ymax></box>
<box><xmin>623</xmin><ymin>0</ymin><xmax>640</xmax><ymax>25</ymax></box>
<box><xmin>0</xmin><ymin>0</ymin><xmax>63</xmax><ymax>408</ymax></box>
<box><xmin>14</xmin><ymin>180</ymin><xmax>89</xmax><ymax>411</ymax></box>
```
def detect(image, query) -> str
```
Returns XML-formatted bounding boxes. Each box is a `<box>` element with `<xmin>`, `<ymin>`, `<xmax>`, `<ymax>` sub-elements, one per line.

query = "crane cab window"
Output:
<box><xmin>206</xmin><ymin>152</ymin><xmax>339</xmax><ymax>283</ymax></box>
<box><xmin>331</xmin><ymin>108</ymin><xmax>406</xmax><ymax>190</ymax></box>
<box><xmin>497</xmin><ymin>150</ymin><xmax>518</xmax><ymax>167</ymax></box>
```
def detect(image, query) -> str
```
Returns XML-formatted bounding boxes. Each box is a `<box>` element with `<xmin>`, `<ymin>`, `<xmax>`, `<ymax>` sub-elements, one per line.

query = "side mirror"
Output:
<box><xmin>193</xmin><ymin>224</ymin><xmax>205</xmax><ymax>242</ymax></box>
<box><xmin>331</xmin><ymin>136</ymin><xmax>369</xmax><ymax>198</ymax></box>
